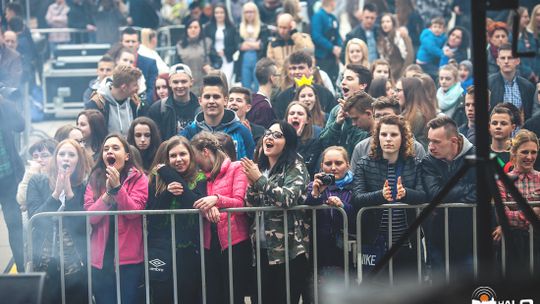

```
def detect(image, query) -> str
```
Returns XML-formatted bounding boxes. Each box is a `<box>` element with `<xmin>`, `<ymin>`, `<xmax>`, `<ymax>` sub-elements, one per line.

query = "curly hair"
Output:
<box><xmin>369</xmin><ymin>115</ymin><xmax>414</xmax><ymax>160</ymax></box>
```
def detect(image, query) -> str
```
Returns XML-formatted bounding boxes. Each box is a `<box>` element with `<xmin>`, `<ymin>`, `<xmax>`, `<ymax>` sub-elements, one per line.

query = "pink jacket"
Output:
<box><xmin>204</xmin><ymin>159</ymin><xmax>250</xmax><ymax>250</ymax></box>
<box><xmin>84</xmin><ymin>168</ymin><xmax>148</xmax><ymax>269</ymax></box>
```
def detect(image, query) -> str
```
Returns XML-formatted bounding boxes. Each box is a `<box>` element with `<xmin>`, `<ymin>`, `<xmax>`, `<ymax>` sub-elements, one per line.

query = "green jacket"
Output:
<box><xmin>246</xmin><ymin>158</ymin><xmax>310</xmax><ymax>265</ymax></box>
<box><xmin>319</xmin><ymin>104</ymin><xmax>370</xmax><ymax>156</ymax></box>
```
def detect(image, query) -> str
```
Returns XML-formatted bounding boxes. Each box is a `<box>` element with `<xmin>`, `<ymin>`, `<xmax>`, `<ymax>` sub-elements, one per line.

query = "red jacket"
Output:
<box><xmin>84</xmin><ymin>168</ymin><xmax>148</xmax><ymax>269</ymax></box>
<box><xmin>204</xmin><ymin>159</ymin><xmax>250</xmax><ymax>250</ymax></box>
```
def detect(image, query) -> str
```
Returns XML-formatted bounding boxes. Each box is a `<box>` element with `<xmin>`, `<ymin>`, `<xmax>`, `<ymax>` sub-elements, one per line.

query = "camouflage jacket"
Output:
<box><xmin>246</xmin><ymin>157</ymin><xmax>310</xmax><ymax>265</ymax></box>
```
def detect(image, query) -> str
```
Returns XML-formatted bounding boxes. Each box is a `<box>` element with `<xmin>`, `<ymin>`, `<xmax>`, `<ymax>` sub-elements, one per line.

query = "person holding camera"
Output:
<box><xmin>305</xmin><ymin>146</ymin><xmax>356</xmax><ymax>279</ymax></box>
<box><xmin>352</xmin><ymin>115</ymin><xmax>426</xmax><ymax>282</ymax></box>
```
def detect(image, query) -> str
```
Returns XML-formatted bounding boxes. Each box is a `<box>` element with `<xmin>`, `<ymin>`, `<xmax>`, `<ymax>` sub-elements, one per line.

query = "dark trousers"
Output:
<box><xmin>92</xmin><ymin>263</ymin><xmax>143</xmax><ymax>304</ymax></box>
<box><xmin>0</xmin><ymin>175</ymin><xmax>24</xmax><ymax>271</ymax></box>
<box><xmin>317</xmin><ymin>55</ymin><xmax>339</xmax><ymax>88</ymax></box>
<box><xmin>257</xmin><ymin>252</ymin><xmax>309</xmax><ymax>304</ymax></box>
<box><xmin>205</xmin><ymin>236</ymin><xmax>253</xmax><ymax>304</ymax></box>
<box><xmin>151</xmin><ymin>247</ymin><xmax>202</xmax><ymax>304</ymax></box>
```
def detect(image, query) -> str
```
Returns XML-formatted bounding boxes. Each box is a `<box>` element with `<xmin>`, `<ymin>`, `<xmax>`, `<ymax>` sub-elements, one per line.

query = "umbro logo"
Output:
<box><xmin>149</xmin><ymin>259</ymin><xmax>166</xmax><ymax>268</ymax></box>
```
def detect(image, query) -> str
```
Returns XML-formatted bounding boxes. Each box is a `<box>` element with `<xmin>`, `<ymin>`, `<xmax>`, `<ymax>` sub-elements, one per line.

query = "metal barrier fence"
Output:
<box><xmin>25</xmin><ymin>205</ymin><xmax>349</xmax><ymax>304</ymax></box>
<box><xmin>356</xmin><ymin>202</ymin><xmax>540</xmax><ymax>285</ymax></box>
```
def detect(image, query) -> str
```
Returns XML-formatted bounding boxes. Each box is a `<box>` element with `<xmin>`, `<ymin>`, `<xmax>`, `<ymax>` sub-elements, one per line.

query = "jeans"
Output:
<box><xmin>0</xmin><ymin>175</ymin><xmax>24</xmax><ymax>272</ymax></box>
<box><xmin>92</xmin><ymin>263</ymin><xmax>144</xmax><ymax>304</ymax></box>
<box><xmin>241</xmin><ymin>51</ymin><xmax>259</xmax><ymax>91</ymax></box>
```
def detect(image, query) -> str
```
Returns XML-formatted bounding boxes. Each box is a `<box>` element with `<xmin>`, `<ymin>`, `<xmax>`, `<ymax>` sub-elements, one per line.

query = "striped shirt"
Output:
<box><xmin>379</xmin><ymin>163</ymin><xmax>409</xmax><ymax>246</ymax></box>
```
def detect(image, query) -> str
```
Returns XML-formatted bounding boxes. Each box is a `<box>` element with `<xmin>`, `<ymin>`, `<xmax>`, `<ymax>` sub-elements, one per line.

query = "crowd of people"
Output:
<box><xmin>0</xmin><ymin>0</ymin><xmax>540</xmax><ymax>303</ymax></box>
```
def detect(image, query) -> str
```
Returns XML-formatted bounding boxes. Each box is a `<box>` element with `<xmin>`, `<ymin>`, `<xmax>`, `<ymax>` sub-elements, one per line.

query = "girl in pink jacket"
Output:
<box><xmin>84</xmin><ymin>134</ymin><xmax>148</xmax><ymax>304</ymax></box>
<box><xmin>191</xmin><ymin>131</ymin><xmax>251</xmax><ymax>304</ymax></box>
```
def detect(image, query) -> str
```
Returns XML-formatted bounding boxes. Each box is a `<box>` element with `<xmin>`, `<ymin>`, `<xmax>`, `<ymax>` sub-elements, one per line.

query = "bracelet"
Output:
<box><xmin>106</xmin><ymin>185</ymin><xmax>121</xmax><ymax>196</ymax></box>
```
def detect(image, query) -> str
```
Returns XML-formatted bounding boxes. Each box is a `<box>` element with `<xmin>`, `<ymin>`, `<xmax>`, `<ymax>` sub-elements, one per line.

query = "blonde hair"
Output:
<box><xmin>527</xmin><ymin>4</ymin><xmax>540</xmax><ymax>38</ymax></box>
<box><xmin>191</xmin><ymin>131</ymin><xmax>228</xmax><ymax>180</ymax></box>
<box><xmin>345</xmin><ymin>38</ymin><xmax>369</xmax><ymax>68</ymax></box>
<box><xmin>439</xmin><ymin>64</ymin><xmax>459</xmax><ymax>82</ymax></box>
<box><xmin>320</xmin><ymin>146</ymin><xmax>350</xmax><ymax>165</ymax></box>
<box><xmin>140</xmin><ymin>28</ymin><xmax>156</xmax><ymax>48</ymax></box>
<box><xmin>239</xmin><ymin>2</ymin><xmax>261</xmax><ymax>40</ymax></box>
<box><xmin>511</xmin><ymin>129</ymin><xmax>539</xmax><ymax>164</ymax></box>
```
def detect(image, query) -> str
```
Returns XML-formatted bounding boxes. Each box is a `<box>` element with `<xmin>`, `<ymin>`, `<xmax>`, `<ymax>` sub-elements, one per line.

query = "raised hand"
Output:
<box><xmin>396</xmin><ymin>176</ymin><xmax>407</xmax><ymax>201</ymax></box>
<box><xmin>383</xmin><ymin>180</ymin><xmax>393</xmax><ymax>202</ymax></box>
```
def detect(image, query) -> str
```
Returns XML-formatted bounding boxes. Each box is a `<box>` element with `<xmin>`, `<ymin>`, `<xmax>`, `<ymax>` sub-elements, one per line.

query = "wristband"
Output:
<box><xmin>106</xmin><ymin>185</ymin><xmax>121</xmax><ymax>196</ymax></box>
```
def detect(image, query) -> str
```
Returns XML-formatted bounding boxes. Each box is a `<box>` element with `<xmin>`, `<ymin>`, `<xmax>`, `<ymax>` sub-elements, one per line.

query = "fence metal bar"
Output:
<box><xmin>256</xmin><ymin>211</ymin><xmax>262</xmax><ymax>304</ymax></box>
<box><xmin>58</xmin><ymin>217</ymin><xmax>66</xmax><ymax>304</ymax></box>
<box><xmin>341</xmin><ymin>207</ymin><xmax>349</xmax><ymax>287</ymax></box>
<box><xmin>312</xmin><ymin>209</ymin><xmax>318</xmax><ymax>304</ymax></box>
<box><xmin>501</xmin><ymin>234</ymin><xmax>507</xmax><ymax>276</ymax></box>
<box><xmin>530</xmin><ymin>225</ymin><xmax>534</xmax><ymax>275</ymax></box>
<box><xmin>199</xmin><ymin>213</ymin><xmax>207</xmax><ymax>304</ymax></box>
<box><xmin>284</xmin><ymin>209</ymin><xmax>291</xmax><ymax>304</ymax></box>
<box><xmin>228</xmin><ymin>212</ymin><xmax>234</xmax><ymax>304</ymax></box>
<box><xmin>388</xmin><ymin>208</ymin><xmax>393</xmax><ymax>286</ymax></box>
<box><xmin>143</xmin><ymin>215</ymin><xmax>150</xmax><ymax>304</ymax></box>
<box><xmin>472</xmin><ymin>206</ymin><xmax>478</xmax><ymax>279</ymax></box>
<box><xmin>86</xmin><ymin>216</ymin><xmax>92</xmax><ymax>304</ymax></box>
<box><xmin>171</xmin><ymin>214</ymin><xmax>179</xmax><ymax>304</ymax></box>
<box><xmin>416</xmin><ymin>208</ymin><xmax>422</xmax><ymax>284</ymax></box>
<box><xmin>444</xmin><ymin>207</ymin><xmax>450</xmax><ymax>283</ymax></box>
<box><xmin>114</xmin><ymin>215</ymin><xmax>121</xmax><ymax>304</ymax></box>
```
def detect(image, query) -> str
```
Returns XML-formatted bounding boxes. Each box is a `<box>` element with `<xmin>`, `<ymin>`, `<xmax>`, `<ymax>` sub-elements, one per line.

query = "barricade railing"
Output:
<box><xmin>356</xmin><ymin>202</ymin><xmax>540</xmax><ymax>285</ymax></box>
<box><xmin>25</xmin><ymin>205</ymin><xmax>349</xmax><ymax>304</ymax></box>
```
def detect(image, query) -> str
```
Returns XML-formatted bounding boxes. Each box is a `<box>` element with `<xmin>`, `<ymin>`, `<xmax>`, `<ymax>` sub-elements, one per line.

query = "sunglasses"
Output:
<box><xmin>264</xmin><ymin>130</ymin><xmax>284</xmax><ymax>139</ymax></box>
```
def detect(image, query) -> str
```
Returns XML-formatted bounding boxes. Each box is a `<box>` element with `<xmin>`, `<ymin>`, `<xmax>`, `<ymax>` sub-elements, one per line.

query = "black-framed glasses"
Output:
<box><xmin>264</xmin><ymin>130</ymin><xmax>284</xmax><ymax>139</ymax></box>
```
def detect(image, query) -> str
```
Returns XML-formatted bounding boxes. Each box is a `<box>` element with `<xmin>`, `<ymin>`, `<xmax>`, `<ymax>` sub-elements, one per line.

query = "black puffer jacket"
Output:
<box><xmin>420</xmin><ymin>135</ymin><xmax>476</xmax><ymax>203</ymax></box>
<box><xmin>352</xmin><ymin>156</ymin><xmax>426</xmax><ymax>245</ymax></box>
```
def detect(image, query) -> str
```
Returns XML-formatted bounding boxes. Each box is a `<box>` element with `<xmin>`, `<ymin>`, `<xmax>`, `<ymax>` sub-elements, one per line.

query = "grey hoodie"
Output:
<box><xmin>97</xmin><ymin>83</ymin><xmax>134</xmax><ymax>136</ymax></box>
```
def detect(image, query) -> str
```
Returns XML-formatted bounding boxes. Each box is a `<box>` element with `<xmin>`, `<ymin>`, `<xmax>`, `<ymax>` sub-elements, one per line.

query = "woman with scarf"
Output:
<box><xmin>305</xmin><ymin>146</ymin><xmax>356</xmax><ymax>279</ymax></box>
<box><xmin>437</xmin><ymin>64</ymin><xmax>466</xmax><ymax>127</ymax></box>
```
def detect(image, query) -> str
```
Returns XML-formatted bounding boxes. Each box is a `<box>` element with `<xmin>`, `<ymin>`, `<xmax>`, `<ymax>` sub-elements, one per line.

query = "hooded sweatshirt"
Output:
<box><xmin>180</xmin><ymin>109</ymin><xmax>255</xmax><ymax>159</ymax></box>
<box><xmin>97</xmin><ymin>83</ymin><xmax>134</xmax><ymax>136</ymax></box>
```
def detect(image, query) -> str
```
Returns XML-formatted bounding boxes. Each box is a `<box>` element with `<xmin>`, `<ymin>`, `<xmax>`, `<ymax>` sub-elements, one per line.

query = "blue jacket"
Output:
<box><xmin>180</xmin><ymin>109</ymin><xmax>255</xmax><ymax>159</ymax></box>
<box><xmin>311</xmin><ymin>8</ymin><xmax>342</xmax><ymax>59</ymax></box>
<box><xmin>136</xmin><ymin>54</ymin><xmax>158</xmax><ymax>104</ymax></box>
<box><xmin>416</xmin><ymin>28</ymin><xmax>446</xmax><ymax>64</ymax></box>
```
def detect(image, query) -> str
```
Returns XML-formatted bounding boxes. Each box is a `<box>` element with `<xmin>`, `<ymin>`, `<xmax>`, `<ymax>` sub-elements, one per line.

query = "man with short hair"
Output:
<box><xmin>319</xmin><ymin>64</ymin><xmax>373</xmax><ymax>155</ymax></box>
<box><xmin>458</xmin><ymin>85</ymin><xmax>483</xmax><ymax>146</ymax></box>
<box><xmin>0</xmin><ymin>30</ymin><xmax>22</xmax><ymax>88</ymax></box>
<box><xmin>342</xmin><ymin>3</ymin><xmax>379</xmax><ymax>63</ymax></box>
<box><xmin>3</xmin><ymin>30</ymin><xmax>16</xmax><ymax>50</ymax></box>
<box><xmin>350</xmin><ymin>97</ymin><xmax>426</xmax><ymax>171</ymax></box>
<box><xmin>181</xmin><ymin>75</ymin><xmax>255</xmax><ymax>159</ymax></box>
<box><xmin>272</xmin><ymin>51</ymin><xmax>335</xmax><ymax>118</ymax></box>
<box><xmin>320</xmin><ymin>89</ymin><xmax>374</xmax><ymax>156</ymax></box>
<box><xmin>88</xmin><ymin>65</ymin><xmax>144</xmax><ymax>135</ymax></box>
<box><xmin>121</xmin><ymin>27</ymin><xmax>159</xmax><ymax>103</ymax></box>
<box><xmin>228</xmin><ymin>86</ymin><xmax>265</xmax><ymax>143</ymax></box>
<box><xmin>148</xmin><ymin>63</ymin><xmax>200</xmax><ymax>140</ymax></box>
<box><xmin>490</xmin><ymin>104</ymin><xmax>517</xmax><ymax>169</ymax></box>
<box><xmin>84</xmin><ymin>55</ymin><xmax>115</xmax><ymax>107</ymax></box>
<box><xmin>266</xmin><ymin>14</ymin><xmax>314</xmax><ymax>70</ymax></box>
<box><xmin>421</xmin><ymin>116</ymin><xmax>476</xmax><ymax>280</ymax></box>
<box><xmin>489</xmin><ymin>43</ymin><xmax>535</xmax><ymax>121</ymax></box>
<box><xmin>248</xmin><ymin>58</ymin><xmax>277</xmax><ymax>128</ymax></box>
<box><xmin>311</xmin><ymin>0</ymin><xmax>343</xmax><ymax>85</ymax></box>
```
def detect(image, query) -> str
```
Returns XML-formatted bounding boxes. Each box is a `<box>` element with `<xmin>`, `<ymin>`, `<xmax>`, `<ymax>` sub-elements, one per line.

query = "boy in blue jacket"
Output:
<box><xmin>416</xmin><ymin>17</ymin><xmax>447</xmax><ymax>80</ymax></box>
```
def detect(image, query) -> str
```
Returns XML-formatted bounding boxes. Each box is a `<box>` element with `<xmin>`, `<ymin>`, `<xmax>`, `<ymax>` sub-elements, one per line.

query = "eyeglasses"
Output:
<box><xmin>264</xmin><ymin>130</ymin><xmax>284</xmax><ymax>139</ymax></box>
